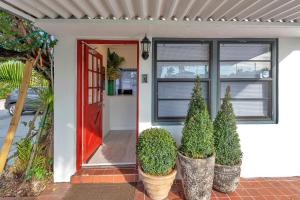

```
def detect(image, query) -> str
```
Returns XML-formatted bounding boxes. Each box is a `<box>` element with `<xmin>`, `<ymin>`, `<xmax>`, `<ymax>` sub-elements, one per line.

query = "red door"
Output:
<box><xmin>83</xmin><ymin>45</ymin><xmax>103</xmax><ymax>163</ymax></box>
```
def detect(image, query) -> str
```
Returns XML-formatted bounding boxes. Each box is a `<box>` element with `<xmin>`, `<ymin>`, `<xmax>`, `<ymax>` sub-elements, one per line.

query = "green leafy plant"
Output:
<box><xmin>185</xmin><ymin>76</ymin><xmax>207</xmax><ymax>124</ymax></box>
<box><xmin>13</xmin><ymin>138</ymin><xmax>50</xmax><ymax>180</ymax></box>
<box><xmin>137</xmin><ymin>128</ymin><xmax>177</xmax><ymax>176</ymax></box>
<box><xmin>107</xmin><ymin>48</ymin><xmax>125</xmax><ymax>80</ymax></box>
<box><xmin>213</xmin><ymin>86</ymin><xmax>242</xmax><ymax>166</ymax></box>
<box><xmin>180</xmin><ymin>76</ymin><xmax>214</xmax><ymax>159</ymax></box>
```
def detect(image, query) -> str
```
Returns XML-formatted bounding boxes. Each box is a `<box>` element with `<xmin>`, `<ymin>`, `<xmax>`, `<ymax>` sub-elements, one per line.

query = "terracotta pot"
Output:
<box><xmin>178</xmin><ymin>152</ymin><xmax>215</xmax><ymax>200</ymax></box>
<box><xmin>213</xmin><ymin>163</ymin><xmax>241</xmax><ymax>193</ymax></box>
<box><xmin>138</xmin><ymin>167</ymin><xmax>177</xmax><ymax>200</ymax></box>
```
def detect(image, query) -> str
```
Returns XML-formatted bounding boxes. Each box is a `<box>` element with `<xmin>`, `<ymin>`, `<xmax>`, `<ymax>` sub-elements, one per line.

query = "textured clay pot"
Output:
<box><xmin>178</xmin><ymin>152</ymin><xmax>215</xmax><ymax>200</ymax></box>
<box><xmin>213</xmin><ymin>163</ymin><xmax>241</xmax><ymax>193</ymax></box>
<box><xmin>138</xmin><ymin>167</ymin><xmax>177</xmax><ymax>200</ymax></box>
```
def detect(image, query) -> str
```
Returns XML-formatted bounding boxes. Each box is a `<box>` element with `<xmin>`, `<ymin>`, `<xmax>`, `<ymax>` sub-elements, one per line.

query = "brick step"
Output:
<box><xmin>71</xmin><ymin>167</ymin><xmax>138</xmax><ymax>183</ymax></box>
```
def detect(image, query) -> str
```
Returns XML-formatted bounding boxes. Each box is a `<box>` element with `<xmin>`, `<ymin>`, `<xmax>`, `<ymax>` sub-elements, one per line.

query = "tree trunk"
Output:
<box><xmin>0</xmin><ymin>60</ymin><xmax>33</xmax><ymax>173</ymax></box>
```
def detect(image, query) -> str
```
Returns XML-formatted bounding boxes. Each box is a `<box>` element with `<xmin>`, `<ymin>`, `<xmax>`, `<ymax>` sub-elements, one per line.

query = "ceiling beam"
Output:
<box><xmin>263</xmin><ymin>1</ymin><xmax>300</xmax><ymax>21</ymax></box>
<box><xmin>40</xmin><ymin>0</ymin><xmax>71</xmax><ymax>19</ymax></box>
<box><xmin>273</xmin><ymin>5</ymin><xmax>300</xmax><ymax>21</ymax></box>
<box><xmin>189</xmin><ymin>0</ymin><xmax>212</xmax><ymax>19</ymax></box>
<box><xmin>8</xmin><ymin>0</ymin><xmax>44</xmax><ymax>18</ymax></box>
<box><xmin>254</xmin><ymin>0</ymin><xmax>295</xmax><ymax>21</ymax></box>
<box><xmin>0</xmin><ymin>1</ymin><xmax>35</xmax><ymax>21</ymax></box>
<box><xmin>56</xmin><ymin>0</ymin><xmax>84</xmax><ymax>19</ymax></box>
<box><xmin>73</xmin><ymin>0</ymin><xmax>97</xmax><ymax>18</ymax></box>
<box><xmin>226</xmin><ymin>0</ymin><xmax>258</xmax><ymax>21</ymax></box>
<box><xmin>89</xmin><ymin>0</ymin><xmax>109</xmax><ymax>17</ymax></box>
<box><xmin>238</xmin><ymin>0</ymin><xmax>274</xmax><ymax>21</ymax></box>
<box><xmin>211</xmin><ymin>0</ymin><xmax>240</xmax><ymax>20</ymax></box>
<box><xmin>201</xmin><ymin>0</ymin><xmax>228</xmax><ymax>21</ymax></box>
<box><xmin>24</xmin><ymin>0</ymin><xmax>57</xmax><ymax>19</ymax></box>
<box><xmin>167</xmin><ymin>0</ymin><xmax>179</xmax><ymax>18</ymax></box>
<box><xmin>178</xmin><ymin>0</ymin><xmax>196</xmax><ymax>19</ymax></box>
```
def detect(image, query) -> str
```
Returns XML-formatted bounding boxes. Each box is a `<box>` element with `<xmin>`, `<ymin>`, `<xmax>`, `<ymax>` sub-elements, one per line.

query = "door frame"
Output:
<box><xmin>76</xmin><ymin>39</ymin><xmax>139</xmax><ymax>171</ymax></box>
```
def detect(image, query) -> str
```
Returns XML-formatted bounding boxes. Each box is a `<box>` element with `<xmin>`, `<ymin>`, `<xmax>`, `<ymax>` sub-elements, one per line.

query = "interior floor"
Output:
<box><xmin>87</xmin><ymin>130</ymin><xmax>136</xmax><ymax>165</ymax></box>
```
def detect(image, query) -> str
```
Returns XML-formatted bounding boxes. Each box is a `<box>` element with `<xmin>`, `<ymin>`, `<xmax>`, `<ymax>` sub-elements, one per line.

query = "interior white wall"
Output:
<box><xmin>139</xmin><ymin>37</ymin><xmax>300</xmax><ymax>178</ymax></box>
<box><xmin>108</xmin><ymin>96</ymin><xmax>136</xmax><ymax>131</ymax></box>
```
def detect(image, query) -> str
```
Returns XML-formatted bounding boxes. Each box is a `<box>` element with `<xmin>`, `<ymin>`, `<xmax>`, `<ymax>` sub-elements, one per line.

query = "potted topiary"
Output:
<box><xmin>107</xmin><ymin>48</ymin><xmax>125</xmax><ymax>95</ymax></box>
<box><xmin>213</xmin><ymin>86</ymin><xmax>242</xmax><ymax>193</ymax></box>
<box><xmin>178</xmin><ymin>76</ymin><xmax>215</xmax><ymax>200</ymax></box>
<box><xmin>137</xmin><ymin>128</ymin><xmax>177</xmax><ymax>200</ymax></box>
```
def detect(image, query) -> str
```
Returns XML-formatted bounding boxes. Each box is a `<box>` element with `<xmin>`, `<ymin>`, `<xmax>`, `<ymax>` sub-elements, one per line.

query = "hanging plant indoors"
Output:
<box><xmin>213</xmin><ymin>86</ymin><xmax>243</xmax><ymax>193</ymax></box>
<box><xmin>106</xmin><ymin>48</ymin><xmax>125</xmax><ymax>95</ymax></box>
<box><xmin>178</xmin><ymin>76</ymin><xmax>215</xmax><ymax>200</ymax></box>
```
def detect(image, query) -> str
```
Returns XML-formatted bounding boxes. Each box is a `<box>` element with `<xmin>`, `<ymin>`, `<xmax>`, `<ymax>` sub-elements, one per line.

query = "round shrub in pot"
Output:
<box><xmin>178</xmin><ymin>76</ymin><xmax>215</xmax><ymax>200</ymax></box>
<box><xmin>213</xmin><ymin>86</ymin><xmax>243</xmax><ymax>193</ymax></box>
<box><xmin>137</xmin><ymin>128</ymin><xmax>177</xmax><ymax>200</ymax></box>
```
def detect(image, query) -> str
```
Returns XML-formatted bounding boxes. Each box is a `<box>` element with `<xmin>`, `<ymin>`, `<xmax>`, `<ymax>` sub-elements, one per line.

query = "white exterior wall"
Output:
<box><xmin>139</xmin><ymin>37</ymin><xmax>300</xmax><ymax>178</ymax></box>
<box><xmin>53</xmin><ymin>36</ymin><xmax>300</xmax><ymax>182</ymax></box>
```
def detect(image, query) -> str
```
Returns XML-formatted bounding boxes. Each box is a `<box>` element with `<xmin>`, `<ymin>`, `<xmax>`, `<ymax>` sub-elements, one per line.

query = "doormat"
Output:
<box><xmin>63</xmin><ymin>183</ymin><xmax>136</xmax><ymax>200</ymax></box>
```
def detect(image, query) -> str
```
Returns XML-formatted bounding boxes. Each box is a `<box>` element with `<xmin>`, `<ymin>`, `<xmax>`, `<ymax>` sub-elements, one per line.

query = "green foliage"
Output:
<box><xmin>137</xmin><ymin>128</ymin><xmax>177</xmax><ymax>176</ymax></box>
<box><xmin>0</xmin><ymin>61</ymin><xmax>23</xmax><ymax>87</ymax></box>
<box><xmin>213</xmin><ymin>87</ymin><xmax>242</xmax><ymax>166</ymax></box>
<box><xmin>107</xmin><ymin>48</ymin><xmax>125</xmax><ymax>80</ymax></box>
<box><xmin>180</xmin><ymin>76</ymin><xmax>214</xmax><ymax>159</ymax></box>
<box><xmin>185</xmin><ymin>76</ymin><xmax>206</xmax><ymax>124</ymax></box>
<box><xmin>13</xmin><ymin>138</ymin><xmax>50</xmax><ymax>180</ymax></box>
<box><xmin>14</xmin><ymin>138</ymin><xmax>32</xmax><ymax>175</ymax></box>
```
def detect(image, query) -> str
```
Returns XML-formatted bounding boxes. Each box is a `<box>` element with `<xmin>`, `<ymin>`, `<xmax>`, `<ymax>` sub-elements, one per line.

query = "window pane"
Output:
<box><xmin>88</xmin><ymin>71</ymin><xmax>92</xmax><ymax>87</ymax></box>
<box><xmin>117</xmin><ymin>70</ymin><xmax>137</xmax><ymax>95</ymax></box>
<box><xmin>220</xmin><ymin>82</ymin><xmax>270</xmax><ymax>99</ymax></box>
<box><xmin>88</xmin><ymin>89</ymin><xmax>92</xmax><ymax>104</ymax></box>
<box><xmin>158</xmin><ymin>100</ymin><xmax>189</xmax><ymax>117</ymax></box>
<box><xmin>158</xmin><ymin>82</ymin><xmax>208</xmax><ymax>99</ymax></box>
<box><xmin>157</xmin><ymin>62</ymin><xmax>209</xmax><ymax>78</ymax></box>
<box><xmin>93</xmin><ymin>89</ymin><xmax>97</xmax><ymax>103</ymax></box>
<box><xmin>220</xmin><ymin>43</ymin><xmax>271</xmax><ymax>60</ymax></box>
<box><xmin>88</xmin><ymin>54</ymin><xmax>93</xmax><ymax>70</ymax></box>
<box><xmin>220</xmin><ymin>62</ymin><xmax>271</xmax><ymax>78</ymax></box>
<box><xmin>93</xmin><ymin>73</ymin><xmax>98</xmax><ymax>87</ymax></box>
<box><xmin>228</xmin><ymin>100</ymin><xmax>270</xmax><ymax>117</ymax></box>
<box><xmin>157</xmin><ymin>43</ymin><xmax>209</xmax><ymax>60</ymax></box>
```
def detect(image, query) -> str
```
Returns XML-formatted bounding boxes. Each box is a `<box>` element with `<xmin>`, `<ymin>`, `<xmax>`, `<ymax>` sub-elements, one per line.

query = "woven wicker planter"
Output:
<box><xmin>138</xmin><ymin>167</ymin><xmax>177</xmax><ymax>200</ymax></box>
<box><xmin>178</xmin><ymin>152</ymin><xmax>215</xmax><ymax>200</ymax></box>
<box><xmin>213</xmin><ymin>163</ymin><xmax>241</xmax><ymax>193</ymax></box>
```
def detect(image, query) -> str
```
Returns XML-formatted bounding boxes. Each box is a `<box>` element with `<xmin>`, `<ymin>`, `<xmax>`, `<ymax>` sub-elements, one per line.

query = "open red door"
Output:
<box><xmin>83</xmin><ymin>45</ymin><xmax>103</xmax><ymax>163</ymax></box>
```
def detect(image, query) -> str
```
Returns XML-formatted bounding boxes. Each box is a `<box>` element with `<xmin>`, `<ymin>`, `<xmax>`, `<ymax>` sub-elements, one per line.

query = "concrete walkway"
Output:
<box><xmin>0</xmin><ymin>99</ymin><xmax>40</xmax><ymax>164</ymax></box>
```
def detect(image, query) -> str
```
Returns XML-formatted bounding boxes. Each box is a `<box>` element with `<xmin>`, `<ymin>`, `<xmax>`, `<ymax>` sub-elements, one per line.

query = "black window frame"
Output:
<box><xmin>152</xmin><ymin>38</ymin><xmax>278</xmax><ymax>125</ymax></box>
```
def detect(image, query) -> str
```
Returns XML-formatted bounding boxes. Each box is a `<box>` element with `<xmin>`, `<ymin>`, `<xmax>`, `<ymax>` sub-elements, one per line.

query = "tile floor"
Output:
<box><xmin>32</xmin><ymin>177</ymin><xmax>300</xmax><ymax>200</ymax></box>
<box><xmin>87</xmin><ymin>131</ymin><xmax>136</xmax><ymax>165</ymax></box>
<box><xmin>135</xmin><ymin>177</ymin><xmax>300</xmax><ymax>200</ymax></box>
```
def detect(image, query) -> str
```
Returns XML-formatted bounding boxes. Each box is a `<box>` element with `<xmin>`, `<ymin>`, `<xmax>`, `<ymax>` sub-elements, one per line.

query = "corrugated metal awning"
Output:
<box><xmin>1</xmin><ymin>0</ymin><xmax>300</xmax><ymax>23</ymax></box>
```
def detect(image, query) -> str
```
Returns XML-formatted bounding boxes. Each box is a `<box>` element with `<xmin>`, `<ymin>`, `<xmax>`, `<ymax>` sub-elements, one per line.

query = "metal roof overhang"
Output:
<box><xmin>1</xmin><ymin>0</ymin><xmax>300</xmax><ymax>37</ymax></box>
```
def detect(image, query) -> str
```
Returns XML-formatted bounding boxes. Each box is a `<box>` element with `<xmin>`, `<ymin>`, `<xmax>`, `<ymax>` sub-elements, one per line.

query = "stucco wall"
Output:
<box><xmin>53</xmin><ymin>37</ymin><xmax>300</xmax><ymax>182</ymax></box>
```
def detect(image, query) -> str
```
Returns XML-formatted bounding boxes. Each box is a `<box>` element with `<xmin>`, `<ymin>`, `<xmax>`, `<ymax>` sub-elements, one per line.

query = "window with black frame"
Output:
<box><xmin>154</xmin><ymin>41</ymin><xmax>210</xmax><ymax>122</ymax></box>
<box><xmin>219</xmin><ymin>42</ymin><xmax>274</xmax><ymax>120</ymax></box>
<box><xmin>116</xmin><ymin>68</ymin><xmax>137</xmax><ymax>95</ymax></box>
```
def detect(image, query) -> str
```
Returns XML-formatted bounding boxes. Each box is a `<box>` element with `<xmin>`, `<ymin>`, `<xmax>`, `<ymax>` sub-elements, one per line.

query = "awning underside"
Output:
<box><xmin>1</xmin><ymin>0</ymin><xmax>300</xmax><ymax>23</ymax></box>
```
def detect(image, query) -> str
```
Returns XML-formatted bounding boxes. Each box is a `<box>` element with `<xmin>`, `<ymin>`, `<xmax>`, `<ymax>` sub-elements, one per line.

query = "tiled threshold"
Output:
<box><xmin>71</xmin><ymin>166</ymin><xmax>138</xmax><ymax>183</ymax></box>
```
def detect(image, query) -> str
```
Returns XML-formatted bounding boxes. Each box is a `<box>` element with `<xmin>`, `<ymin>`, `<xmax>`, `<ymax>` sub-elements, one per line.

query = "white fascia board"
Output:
<box><xmin>0</xmin><ymin>1</ymin><xmax>35</xmax><ymax>22</ymax></box>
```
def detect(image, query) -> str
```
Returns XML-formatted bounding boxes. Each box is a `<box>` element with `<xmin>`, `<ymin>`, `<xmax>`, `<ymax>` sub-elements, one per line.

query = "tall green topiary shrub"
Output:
<box><xmin>214</xmin><ymin>86</ymin><xmax>242</xmax><ymax>166</ymax></box>
<box><xmin>180</xmin><ymin>76</ymin><xmax>214</xmax><ymax>159</ymax></box>
<box><xmin>137</xmin><ymin>128</ymin><xmax>177</xmax><ymax>176</ymax></box>
<box><xmin>185</xmin><ymin>76</ymin><xmax>206</xmax><ymax>124</ymax></box>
